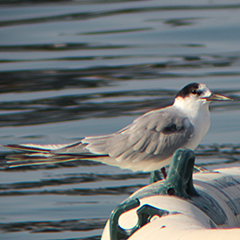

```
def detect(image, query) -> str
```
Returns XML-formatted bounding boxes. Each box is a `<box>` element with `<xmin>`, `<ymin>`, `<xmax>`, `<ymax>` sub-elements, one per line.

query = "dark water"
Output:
<box><xmin>0</xmin><ymin>1</ymin><xmax>240</xmax><ymax>239</ymax></box>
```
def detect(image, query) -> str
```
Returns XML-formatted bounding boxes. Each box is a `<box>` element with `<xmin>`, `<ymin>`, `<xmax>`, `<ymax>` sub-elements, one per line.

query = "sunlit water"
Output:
<box><xmin>0</xmin><ymin>1</ymin><xmax>240</xmax><ymax>240</ymax></box>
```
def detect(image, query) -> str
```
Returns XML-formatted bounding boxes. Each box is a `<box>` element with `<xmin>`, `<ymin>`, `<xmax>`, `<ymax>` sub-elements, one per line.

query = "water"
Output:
<box><xmin>0</xmin><ymin>1</ymin><xmax>240</xmax><ymax>239</ymax></box>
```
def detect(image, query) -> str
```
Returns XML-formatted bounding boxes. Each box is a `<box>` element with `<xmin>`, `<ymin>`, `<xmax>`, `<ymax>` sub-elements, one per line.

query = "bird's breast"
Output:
<box><xmin>185</xmin><ymin>109</ymin><xmax>210</xmax><ymax>150</ymax></box>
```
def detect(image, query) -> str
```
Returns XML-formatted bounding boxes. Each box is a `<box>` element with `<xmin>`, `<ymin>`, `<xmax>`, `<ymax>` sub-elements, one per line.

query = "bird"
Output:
<box><xmin>4</xmin><ymin>83</ymin><xmax>231</xmax><ymax>174</ymax></box>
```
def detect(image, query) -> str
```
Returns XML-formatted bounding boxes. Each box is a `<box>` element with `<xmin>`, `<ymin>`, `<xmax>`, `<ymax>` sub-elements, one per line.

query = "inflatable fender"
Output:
<box><xmin>101</xmin><ymin>149</ymin><xmax>240</xmax><ymax>240</ymax></box>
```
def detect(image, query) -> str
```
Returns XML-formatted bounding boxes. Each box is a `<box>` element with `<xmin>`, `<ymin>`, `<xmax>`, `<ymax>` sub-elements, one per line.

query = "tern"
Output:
<box><xmin>5</xmin><ymin>83</ymin><xmax>231</xmax><ymax>173</ymax></box>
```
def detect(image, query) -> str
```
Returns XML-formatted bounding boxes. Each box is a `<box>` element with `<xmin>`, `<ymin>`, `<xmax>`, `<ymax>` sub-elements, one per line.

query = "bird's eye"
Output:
<box><xmin>192</xmin><ymin>89</ymin><xmax>197</xmax><ymax>94</ymax></box>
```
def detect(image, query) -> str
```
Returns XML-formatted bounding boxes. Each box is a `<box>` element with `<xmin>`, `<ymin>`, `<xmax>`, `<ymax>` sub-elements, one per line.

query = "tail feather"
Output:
<box><xmin>3</xmin><ymin>142</ymin><xmax>108</xmax><ymax>168</ymax></box>
<box><xmin>6</xmin><ymin>154</ymin><xmax>80</xmax><ymax>168</ymax></box>
<box><xmin>4</xmin><ymin>142</ymin><xmax>78</xmax><ymax>153</ymax></box>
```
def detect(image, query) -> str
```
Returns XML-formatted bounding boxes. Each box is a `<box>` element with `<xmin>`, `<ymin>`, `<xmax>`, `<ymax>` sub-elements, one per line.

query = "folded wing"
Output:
<box><xmin>4</xmin><ymin>107</ymin><xmax>194</xmax><ymax>171</ymax></box>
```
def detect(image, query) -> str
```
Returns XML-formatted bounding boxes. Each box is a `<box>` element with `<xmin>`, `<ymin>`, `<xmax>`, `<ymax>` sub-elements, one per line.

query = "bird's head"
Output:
<box><xmin>174</xmin><ymin>82</ymin><xmax>231</xmax><ymax>111</ymax></box>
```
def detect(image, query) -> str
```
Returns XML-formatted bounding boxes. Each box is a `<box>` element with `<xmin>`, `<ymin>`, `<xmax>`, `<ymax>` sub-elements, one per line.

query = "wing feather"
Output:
<box><xmin>83</xmin><ymin>107</ymin><xmax>194</xmax><ymax>166</ymax></box>
<box><xmin>5</xmin><ymin>106</ymin><xmax>194</xmax><ymax>171</ymax></box>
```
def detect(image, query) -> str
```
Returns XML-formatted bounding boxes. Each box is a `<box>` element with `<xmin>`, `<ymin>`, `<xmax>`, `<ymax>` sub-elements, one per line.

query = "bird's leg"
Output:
<box><xmin>161</xmin><ymin>167</ymin><xmax>167</xmax><ymax>179</ymax></box>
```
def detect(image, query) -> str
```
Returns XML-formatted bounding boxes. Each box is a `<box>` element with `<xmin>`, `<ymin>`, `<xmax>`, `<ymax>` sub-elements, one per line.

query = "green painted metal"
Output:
<box><xmin>109</xmin><ymin>148</ymin><xmax>197</xmax><ymax>240</ymax></box>
<box><xmin>149</xmin><ymin>170</ymin><xmax>162</xmax><ymax>183</ymax></box>
<box><xmin>160</xmin><ymin>148</ymin><xmax>199</xmax><ymax>198</ymax></box>
<box><xmin>110</xmin><ymin>198</ymin><xmax>140</xmax><ymax>240</ymax></box>
<box><xmin>110</xmin><ymin>198</ymin><xmax>169</xmax><ymax>240</ymax></box>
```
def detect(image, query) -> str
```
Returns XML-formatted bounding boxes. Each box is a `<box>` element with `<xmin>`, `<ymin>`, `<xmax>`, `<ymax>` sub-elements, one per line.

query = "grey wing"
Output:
<box><xmin>5</xmin><ymin>108</ymin><xmax>193</xmax><ymax>171</ymax></box>
<box><xmin>81</xmin><ymin>108</ymin><xmax>194</xmax><ymax>163</ymax></box>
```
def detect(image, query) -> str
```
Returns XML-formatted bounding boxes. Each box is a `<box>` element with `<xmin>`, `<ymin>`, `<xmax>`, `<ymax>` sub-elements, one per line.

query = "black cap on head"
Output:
<box><xmin>176</xmin><ymin>83</ymin><xmax>200</xmax><ymax>98</ymax></box>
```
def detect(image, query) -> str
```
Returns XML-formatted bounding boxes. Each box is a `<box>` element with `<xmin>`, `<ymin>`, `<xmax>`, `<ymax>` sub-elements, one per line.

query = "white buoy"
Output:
<box><xmin>101</xmin><ymin>149</ymin><xmax>240</xmax><ymax>240</ymax></box>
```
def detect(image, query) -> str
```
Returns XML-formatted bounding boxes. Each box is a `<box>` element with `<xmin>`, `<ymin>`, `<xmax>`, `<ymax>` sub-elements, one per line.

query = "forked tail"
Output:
<box><xmin>3</xmin><ymin>142</ymin><xmax>98</xmax><ymax>168</ymax></box>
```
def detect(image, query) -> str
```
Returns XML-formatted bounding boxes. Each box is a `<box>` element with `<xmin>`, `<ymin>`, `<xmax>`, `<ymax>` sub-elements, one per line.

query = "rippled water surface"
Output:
<box><xmin>0</xmin><ymin>1</ymin><xmax>240</xmax><ymax>239</ymax></box>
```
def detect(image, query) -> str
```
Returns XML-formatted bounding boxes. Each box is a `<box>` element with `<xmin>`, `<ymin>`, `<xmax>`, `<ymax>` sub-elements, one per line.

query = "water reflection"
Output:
<box><xmin>1</xmin><ymin>1</ymin><xmax>240</xmax><ymax>240</ymax></box>
<box><xmin>0</xmin><ymin>86</ymin><xmax>237</xmax><ymax>127</ymax></box>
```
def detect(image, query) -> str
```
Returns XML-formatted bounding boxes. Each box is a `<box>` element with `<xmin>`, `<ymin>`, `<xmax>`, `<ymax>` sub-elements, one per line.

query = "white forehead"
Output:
<box><xmin>198</xmin><ymin>83</ymin><xmax>211</xmax><ymax>97</ymax></box>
